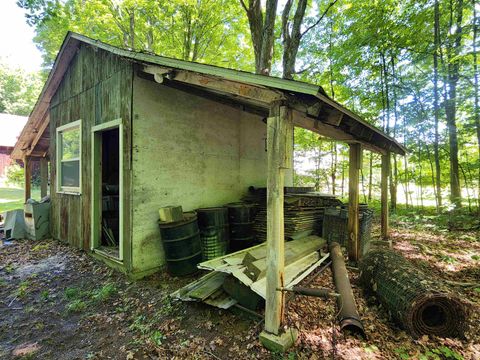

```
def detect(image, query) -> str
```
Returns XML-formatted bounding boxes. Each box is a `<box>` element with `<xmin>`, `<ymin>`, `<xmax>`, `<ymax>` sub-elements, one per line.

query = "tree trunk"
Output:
<box><xmin>445</xmin><ymin>0</ymin><xmax>463</xmax><ymax>208</ymax></box>
<box><xmin>281</xmin><ymin>0</ymin><xmax>307</xmax><ymax>79</ymax></box>
<box><xmin>368</xmin><ymin>152</ymin><xmax>373</xmax><ymax>202</ymax></box>
<box><xmin>240</xmin><ymin>0</ymin><xmax>278</xmax><ymax>74</ymax></box>
<box><xmin>433</xmin><ymin>0</ymin><xmax>443</xmax><ymax>212</ymax></box>
<box><xmin>331</xmin><ymin>142</ymin><xmax>337</xmax><ymax>195</ymax></box>
<box><xmin>472</xmin><ymin>0</ymin><xmax>480</xmax><ymax>211</ymax></box>
<box><xmin>426</xmin><ymin>144</ymin><xmax>439</xmax><ymax>210</ymax></box>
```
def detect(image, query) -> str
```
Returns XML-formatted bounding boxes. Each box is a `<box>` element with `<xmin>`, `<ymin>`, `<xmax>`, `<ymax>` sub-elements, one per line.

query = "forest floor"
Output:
<box><xmin>0</xmin><ymin>211</ymin><xmax>479</xmax><ymax>360</ymax></box>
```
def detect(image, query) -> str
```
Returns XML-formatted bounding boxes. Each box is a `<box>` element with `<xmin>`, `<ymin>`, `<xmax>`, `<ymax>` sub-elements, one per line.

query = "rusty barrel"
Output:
<box><xmin>158</xmin><ymin>212</ymin><xmax>202</xmax><ymax>276</ymax></box>
<box><xmin>197</xmin><ymin>207</ymin><xmax>229</xmax><ymax>260</ymax></box>
<box><xmin>226</xmin><ymin>203</ymin><xmax>255</xmax><ymax>252</ymax></box>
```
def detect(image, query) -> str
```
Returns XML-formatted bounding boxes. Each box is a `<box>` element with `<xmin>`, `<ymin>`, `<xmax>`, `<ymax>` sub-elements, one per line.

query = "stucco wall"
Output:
<box><xmin>131</xmin><ymin>75</ymin><xmax>268</xmax><ymax>274</ymax></box>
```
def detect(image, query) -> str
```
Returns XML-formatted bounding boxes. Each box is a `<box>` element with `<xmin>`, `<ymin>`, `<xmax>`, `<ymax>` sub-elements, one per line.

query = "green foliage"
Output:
<box><xmin>394</xmin><ymin>346</ymin><xmax>410</xmax><ymax>360</ymax></box>
<box><xmin>18</xmin><ymin>0</ymin><xmax>254</xmax><ymax>71</ymax></box>
<box><xmin>90</xmin><ymin>283</ymin><xmax>117</xmax><ymax>302</ymax></box>
<box><xmin>16</xmin><ymin>280</ymin><xmax>31</xmax><ymax>298</ymax></box>
<box><xmin>5</xmin><ymin>164</ymin><xmax>25</xmax><ymax>187</ymax></box>
<box><xmin>150</xmin><ymin>330</ymin><xmax>165</xmax><ymax>347</ymax></box>
<box><xmin>394</xmin><ymin>345</ymin><xmax>463</xmax><ymax>360</ymax></box>
<box><xmin>0</xmin><ymin>60</ymin><xmax>43</xmax><ymax>116</ymax></box>
<box><xmin>66</xmin><ymin>299</ymin><xmax>87</xmax><ymax>313</ymax></box>
<box><xmin>64</xmin><ymin>287</ymin><xmax>82</xmax><ymax>300</ymax></box>
<box><xmin>40</xmin><ymin>289</ymin><xmax>49</xmax><ymax>301</ymax></box>
<box><xmin>14</xmin><ymin>0</ymin><xmax>480</xmax><ymax>210</ymax></box>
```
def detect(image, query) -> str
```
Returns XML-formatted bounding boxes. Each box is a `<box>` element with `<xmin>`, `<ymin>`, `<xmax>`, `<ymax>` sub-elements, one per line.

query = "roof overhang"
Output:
<box><xmin>12</xmin><ymin>32</ymin><xmax>406</xmax><ymax>160</ymax></box>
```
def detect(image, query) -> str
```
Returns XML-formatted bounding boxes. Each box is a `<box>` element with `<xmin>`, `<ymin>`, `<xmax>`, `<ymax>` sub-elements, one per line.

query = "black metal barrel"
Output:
<box><xmin>158</xmin><ymin>212</ymin><xmax>202</xmax><ymax>276</ymax></box>
<box><xmin>197</xmin><ymin>207</ymin><xmax>229</xmax><ymax>260</ymax></box>
<box><xmin>226</xmin><ymin>203</ymin><xmax>255</xmax><ymax>252</ymax></box>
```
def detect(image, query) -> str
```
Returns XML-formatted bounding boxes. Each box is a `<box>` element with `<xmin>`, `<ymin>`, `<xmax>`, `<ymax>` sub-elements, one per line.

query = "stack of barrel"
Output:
<box><xmin>158</xmin><ymin>202</ymin><xmax>257</xmax><ymax>276</ymax></box>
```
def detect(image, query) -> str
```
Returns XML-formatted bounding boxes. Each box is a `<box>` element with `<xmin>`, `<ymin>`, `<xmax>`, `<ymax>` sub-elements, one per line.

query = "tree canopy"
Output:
<box><xmin>14</xmin><ymin>0</ymin><xmax>480</xmax><ymax>211</ymax></box>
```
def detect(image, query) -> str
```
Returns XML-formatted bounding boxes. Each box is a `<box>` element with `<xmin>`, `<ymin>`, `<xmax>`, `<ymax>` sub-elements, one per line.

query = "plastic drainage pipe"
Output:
<box><xmin>330</xmin><ymin>242</ymin><xmax>365</xmax><ymax>337</ymax></box>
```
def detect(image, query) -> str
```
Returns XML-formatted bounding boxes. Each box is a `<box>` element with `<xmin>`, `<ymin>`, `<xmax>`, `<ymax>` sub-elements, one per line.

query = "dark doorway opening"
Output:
<box><xmin>100</xmin><ymin>128</ymin><xmax>120</xmax><ymax>258</ymax></box>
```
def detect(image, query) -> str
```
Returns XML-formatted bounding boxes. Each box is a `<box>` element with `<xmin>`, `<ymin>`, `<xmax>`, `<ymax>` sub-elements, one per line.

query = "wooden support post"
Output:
<box><xmin>40</xmin><ymin>157</ymin><xmax>48</xmax><ymax>198</ymax></box>
<box><xmin>24</xmin><ymin>156</ymin><xmax>31</xmax><ymax>203</ymax></box>
<box><xmin>347</xmin><ymin>143</ymin><xmax>362</xmax><ymax>262</ymax></box>
<box><xmin>284</xmin><ymin>126</ymin><xmax>295</xmax><ymax>187</ymax></box>
<box><xmin>264</xmin><ymin>104</ymin><xmax>293</xmax><ymax>335</ymax></box>
<box><xmin>381</xmin><ymin>152</ymin><xmax>390</xmax><ymax>241</ymax></box>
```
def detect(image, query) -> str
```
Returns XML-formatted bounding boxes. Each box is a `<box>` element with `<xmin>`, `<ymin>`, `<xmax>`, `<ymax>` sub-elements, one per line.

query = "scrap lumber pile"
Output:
<box><xmin>243</xmin><ymin>188</ymin><xmax>342</xmax><ymax>243</ymax></box>
<box><xmin>359</xmin><ymin>249</ymin><xmax>467</xmax><ymax>338</ymax></box>
<box><xmin>171</xmin><ymin>235</ymin><xmax>328</xmax><ymax>310</ymax></box>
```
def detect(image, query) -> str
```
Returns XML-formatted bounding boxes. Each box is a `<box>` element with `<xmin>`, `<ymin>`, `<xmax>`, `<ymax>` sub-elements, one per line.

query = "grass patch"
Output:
<box><xmin>64</xmin><ymin>287</ymin><xmax>84</xmax><ymax>300</ymax></box>
<box><xmin>64</xmin><ymin>283</ymin><xmax>118</xmax><ymax>313</ymax></box>
<box><xmin>32</xmin><ymin>243</ymin><xmax>50</xmax><ymax>252</ymax></box>
<box><xmin>16</xmin><ymin>280</ymin><xmax>31</xmax><ymax>298</ymax></box>
<box><xmin>0</xmin><ymin>187</ymin><xmax>41</xmax><ymax>213</ymax></box>
<box><xmin>150</xmin><ymin>330</ymin><xmax>165</xmax><ymax>346</ymax></box>
<box><xmin>67</xmin><ymin>299</ymin><xmax>87</xmax><ymax>313</ymax></box>
<box><xmin>40</xmin><ymin>290</ymin><xmax>50</xmax><ymax>301</ymax></box>
<box><xmin>91</xmin><ymin>283</ymin><xmax>117</xmax><ymax>302</ymax></box>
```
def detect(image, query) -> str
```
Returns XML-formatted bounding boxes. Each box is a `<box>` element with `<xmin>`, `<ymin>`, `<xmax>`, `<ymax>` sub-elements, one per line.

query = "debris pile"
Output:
<box><xmin>171</xmin><ymin>236</ymin><xmax>328</xmax><ymax>310</ymax></box>
<box><xmin>359</xmin><ymin>249</ymin><xmax>468</xmax><ymax>338</ymax></box>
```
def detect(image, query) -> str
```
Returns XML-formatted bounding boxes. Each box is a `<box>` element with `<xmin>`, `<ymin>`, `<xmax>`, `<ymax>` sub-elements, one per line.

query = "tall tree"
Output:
<box><xmin>444</xmin><ymin>0</ymin><xmax>464</xmax><ymax>207</ymax></box>
<box><xmin>433</xmin><ymin>0</ymin><xmax>443</xmax><ymax>211</ymax></box>
<box><xmin>472</xmin><ymin>0</ymin><xmax>480</xmax><ymax>210</ymax></box>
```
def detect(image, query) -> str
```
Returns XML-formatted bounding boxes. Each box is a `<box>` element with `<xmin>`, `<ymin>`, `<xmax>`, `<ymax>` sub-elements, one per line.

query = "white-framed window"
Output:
<box><xmin>56</xmin><ymin>120</ymin><xmax>82</xmax><ymax>194</ymax></box>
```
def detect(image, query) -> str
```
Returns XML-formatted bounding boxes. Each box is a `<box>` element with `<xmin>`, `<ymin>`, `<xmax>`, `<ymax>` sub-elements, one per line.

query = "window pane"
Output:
<box><xmin>62</xmin><ymin>127</ymin><xmax>80</xmax><ymax>160</ymax></box>
<box><xmin>61</xmin><ymin>160</ymin><xmax>80</xmax><ymax>188</ymax></box>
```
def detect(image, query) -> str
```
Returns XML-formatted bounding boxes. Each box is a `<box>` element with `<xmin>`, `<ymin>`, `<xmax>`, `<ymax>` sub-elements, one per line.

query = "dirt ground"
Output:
<box><xmin>0</xmin><ymin>217</ymin><xmax>479</xmax><ymax>360</ymax></box>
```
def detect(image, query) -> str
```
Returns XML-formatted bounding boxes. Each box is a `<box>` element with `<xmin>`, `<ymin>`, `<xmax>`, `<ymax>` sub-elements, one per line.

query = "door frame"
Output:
<box><xmin>91</xmin><ymin>118</ymin><xmax>124</xmax><ymax>261</ymax></box>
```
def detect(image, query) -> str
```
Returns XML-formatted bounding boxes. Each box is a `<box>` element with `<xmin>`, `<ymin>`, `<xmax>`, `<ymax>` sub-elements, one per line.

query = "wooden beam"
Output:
<box><xmin>143</xmin><ymin>65</ymin><xmax>285</xmax><ymax>104</ymax></box>
<box><xmin>24</xmin><ymin>156</ymin><xmax>31</xmax><ymax>203</ymax></box>
<box><xmin>381</xmin><ymin>152</ymin><xmax>390</xmax><ymax>241</ymax></box>
<box><xmin>347</xmin><ymin>144</ymin><xmax>362</xmax><ymax>262</ymax></box>
<box><xmin>27</xmin><ymin>114</ymin><xmax>50</xmax><ymax>156</ymax></box>
<box><xmin>264</xmin><ymin>104</ymin><xmax>292</xmax><ymax>335</ymax></box>
<box><xmin>40</xmin><ymin>157</ymin><xmax>48</xmax><ymax>198</ymax></box>
<box><xmin>292</xmin><ymin>110</ymin><xmax>386</xmax><ymax>154</ymax></box>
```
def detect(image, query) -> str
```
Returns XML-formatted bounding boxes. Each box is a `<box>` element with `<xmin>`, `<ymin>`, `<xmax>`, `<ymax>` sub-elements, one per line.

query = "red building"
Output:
<box><xmin>0</xmin><ymin>114</ymin><xmax>28</xmax><ymax>181</ymax></box>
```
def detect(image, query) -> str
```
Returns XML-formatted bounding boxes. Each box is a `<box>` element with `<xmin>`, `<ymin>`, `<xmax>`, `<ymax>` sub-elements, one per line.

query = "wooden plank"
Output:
<box><xmin>198</xmin><ymin>242</ymin><xmax>265</xmax><ymax>271</ymax></box>
<box><xmin>347</xmin><ymin>143</ymin><xmax>361</xmax><ymax>262</ymax></box>
<box><xmin>143</xmin><ymin>65</ymin><xmax>285</xmax><ymax>105</ymax></box>
<box><xmin>26</xmin><ymin>113</ymin><xmax>50</xmax><ymax>156</ymax></box>
<box><xmin>264</xmin><ymin>104</ymin><xmax>292</xmax><ymax>335</ymax></box>
<box><xmin>245</xmin><ymin>236</ymin><xmax>325</xmax><ymax>280</ymax></box>
<box><xmin>40</xmin><ymin>157</ymin><xmax>48</xmax><ymax>198</ymax></box>
<box><xmin>292</xmin><ymin>110</ymin><xmax>386</xmax><ymax>154</ymax></box>
<box><xmin>24</xmin><ymin>156</ymin><xmax>31</xmax><ymax>202</ymax></box>
<box><xmin>251</xmin><ymin>251</ymin><xmax>320</xmax><ymax>298</ymax></box>
<box><xmin>285</xmin><ymin>253</ymin><xmax>330</xmax><ymax>288</ymax></box>
<box><xmin>381</xmin><ymin>152</ymin><xmax>390</xmax><ymax>241</ymax></box>
<box><xmin>188</xmin><ymin>272</ymin><xmax>227</xmax><ymax>301</ymax></box>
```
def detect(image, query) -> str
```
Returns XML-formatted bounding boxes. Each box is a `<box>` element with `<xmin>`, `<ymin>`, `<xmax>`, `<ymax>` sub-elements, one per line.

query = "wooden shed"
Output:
<box><xmin>12</xmin><ymin>32</ymin><xmax>405</xmax><ymax>288</ymax></box>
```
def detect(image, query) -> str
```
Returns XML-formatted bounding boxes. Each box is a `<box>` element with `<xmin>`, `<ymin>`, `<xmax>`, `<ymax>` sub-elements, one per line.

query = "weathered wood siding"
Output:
<box><xmin>49</xmin><ymin>44</ymin><xmax>133</xmax><ymax>270</ymax></box>
<box><xmin>131</xmin><ymin>74</ymin><xmax>268</xmax><ymax>274</ymax></box>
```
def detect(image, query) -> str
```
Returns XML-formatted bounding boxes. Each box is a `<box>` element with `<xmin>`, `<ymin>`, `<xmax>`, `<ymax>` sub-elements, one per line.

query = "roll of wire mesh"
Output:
<box><xmin>359</xmin><ymin>249</ymin><xmax>467</xmax><ymax>338</ymax></box>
